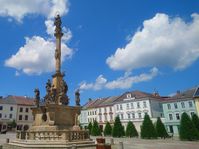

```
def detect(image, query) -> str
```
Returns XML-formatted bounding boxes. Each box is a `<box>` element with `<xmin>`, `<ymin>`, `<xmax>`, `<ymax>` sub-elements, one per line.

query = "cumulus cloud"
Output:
<box><xmin>79</xmin><ymin>67</ymin><xmax>158</xmax><ymax>90</ymax></box>
<box><xmin>106</xmin><ymin>13</ymin><xmax>199</xmax><ymax>71</ymax></box>
<box><xmin>0</xmin><ymin>0</ymin><xmax>68</xmax><ymax>22</ymax></box>
<box><xmin>3</xmin><ymin>0</ymin><xmax>73</xmax><ymax>75</ymax></box>
<box><xmin>5</xmin><ymin>36</ymin><xmax>72</xmax><ymax>75</ymax></box>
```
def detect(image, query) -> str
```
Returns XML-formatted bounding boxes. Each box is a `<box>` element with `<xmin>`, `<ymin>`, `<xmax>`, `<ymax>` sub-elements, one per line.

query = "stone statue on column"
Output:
<box><xmin>34</xmin><ymin>88</ymin><xmax>40</xmax><ymax>107</ymax></box>
<box><xmin>75</xmin><ymin>89</ymin><xmax>80</xmax><ymax>106</ymax></box>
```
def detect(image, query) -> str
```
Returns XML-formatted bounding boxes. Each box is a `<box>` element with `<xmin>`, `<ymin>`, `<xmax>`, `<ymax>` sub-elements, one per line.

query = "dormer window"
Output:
<box><xmin>126</xmin><ymin>93</ymin><xmax>131</xmax><ymax>98</ymax></box>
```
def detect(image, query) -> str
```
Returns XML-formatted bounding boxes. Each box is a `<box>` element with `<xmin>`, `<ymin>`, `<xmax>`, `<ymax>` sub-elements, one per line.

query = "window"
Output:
<box><xmin>99</xmin><ymin>115</ymin><xmax>102</xmax><ymax>121</ymax></box>
<box><xmin>110</xmin><ymin>114</ymin><xmax>113</xmax><ymax>120</ymax></box>
<box><xmin>143</xmin><ymin>101</ymin><xmax>147</xmax><ymax>108</ymax></box>
<box><xmin>127</xmin><ymin>113</ymin><xmax>131</xmax><ymax>119</ymax></box>
<box><xmin>26</xmin><ymin>108</ymin><xmax>29</xmax><ymax>113</ymax></box>
<box><xmin>104</xmin><ymin>115</ymin><xmax>107</xmax><ymax>121</ymax></box>
<box><xmin>167</xmin><ymin>104</ymin><xmax>171</xmax><ymax>110</ymax></box>
<box><xmin>126</xmin><ymin>103</ymin><xmax>129</xmax><ymax>109</ymax></box>
<box><xmin>20</xmin><ymin>107</ymin><xmax>23</xmax><ymax>112</ymax></box>
<box><xmin>181</xmin><ymin>102</ymin><xmax>185</xmax><ymax>108</ymax></box>
<box><xmin>95</xmin><ymin>111</ymin><xmax>97</xmax><ymax>115</ymax></box>
<box><xmin>120</xmin><ymin>104</ymin><xmax>123</xmax><ymax>110</ymax></box>
<box><xmin>190</xmin><ymin>112</ymin><xmax>195</xmax><ymax>116</ymax></box>
<box><xmin>117</xmin><ymin>105</ymin><xmax>119</xmax><ymax>110</ymax></box>
<box><xmin>176</xmin><ymin>113</ymin><xmax>180</xmax><ymax>120</ymax></box>
<box><xmin>137</xmin><ymin>102</ymin><xmax>140</xmax><ymax>108</ymax></box>
<box><xmin>174</xmin><ymin>103</ymin><xmax>178</xmax><ymax>109</ymax></box>
<box><xmin>19</xmin><ymin>115</ymin><xmax>22</xmax><ymax>120</ymax></box>
<box><xmin>127</xmin><ymin>93</ymin><xmax>131</xmax><ymax>98</ymax></box>
<box><xmin>99</xmin><ymin>108</ymin><xmax>101</xmax><ymax>113</ymax></box>
<box><xmin>0</xmin><ymin>113</ymin><xmax>2</xmax><ymax>118</ymax></box>
<box><xmin>132</xmin><ymin>113</ymin><xmax>135</xmax><ymax>119</ymax></box>
<box><xmin>138</xmin><ymin>113</ymin><xmax>142</xmax><ymax>118</ymax></box>
<box><xmin>0</xmin><ymin>106</ymin><xmax>3</xmax><ymax>110</ymax></box>
<box><xmin>131</xmin><ymin>103</ymin><xmax>134</xmax><ymax>109</ymax></box>
<box><xmin>10</xmin><ymin>107</ymin><xmax>13</xmax><ymax>111</ymax></box>
<box><xmin>88</xmin><ymin>112</ymin><xmax>89</xmax><ymax>115</ymax></box>
<box><xmin>104</xmin><ymin>108</ymin><xmax>107</xmax><ymax>113</ymax></box>
<box><xmin>121</xmin><ymin>114</ymin><xmax>124</xmax><ymax>120</ymax></box>
<box><xmin>109</xmin><ymin>107</ymin><xmax>112</xmax><ymax>112</ymax></box>
<box><xmin>169</xmin><ymin>114</ymin><xmax>173</xmax><ymax>120</ymax></box>
<box><xmin>188</xmin><ymin>101</ymin><xmax>193</xmax><ymax>108</ymax></box>
<box><xmin>9</xmin><ymin>114</ymin><xmax>12</xmax><ymax>118</ymax></box>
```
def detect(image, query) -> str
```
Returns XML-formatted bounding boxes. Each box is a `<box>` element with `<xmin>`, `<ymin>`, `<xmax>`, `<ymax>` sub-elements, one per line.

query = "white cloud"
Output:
<box><xmin>106</xmin><ymin>13</ymin><xmax>199</xmax><ymax>71</ymax></box>
<box><xmin>0</xmin><ymin>0</ymin><xmax>69</xmax><ymax>22</ymax></box>
<box><xmin>79</xmin><ymin>67</ymin><xmax>158</xmax><ymax>90</ymax></box>
<box><xmin>3</xmin><ymin>0</ymin><xmax>73</xmax><ymax>75</ymax></box>
<box><xmin>45</xmin><ymin>19</ymin><xmax>72</xmax><ymax>42</ymax></box>
<box><xmin>79</xmin><ymin>75</ymin><xmax>107</xmax><ymax>91</ymax></box>
<box><xmin>5</xmin><ymin>36</ymin><xmax>72</xmax><ymax>75</ymax></box>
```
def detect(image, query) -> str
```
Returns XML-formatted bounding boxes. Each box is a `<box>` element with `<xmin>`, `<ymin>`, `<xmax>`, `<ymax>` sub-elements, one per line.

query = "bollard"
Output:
<box><xmin>118</xmin><ymin>142</ymin><xmax>123</xmax><ymax>149</ymax></box>
<box><xmin>71</xmin><ymin>144</ymin><xmax>77</xmax><ymax>149</ymax></box>
<box><xmin>6</xmin><ymin>138</ymin><xmax>9</xmax><ymax>143</ymax></box>
<box><xmin>110</xmin><ymin>138</ymin><xmax>114</xmax><ymax>145</ymax></box>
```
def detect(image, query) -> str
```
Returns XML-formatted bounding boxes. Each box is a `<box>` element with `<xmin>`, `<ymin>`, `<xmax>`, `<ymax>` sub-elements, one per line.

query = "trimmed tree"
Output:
<box><xmin>125</xmin><ymin>121</ymin><xmax>138</xmax><ymax>137</ymax></box>
<box><xmin>141</xmin><ymin>114</ymin><xmax>157</xmax><ymax>139</ymax></box>
<box><xmin>91</xmin><ymin>120</ymin><xmax>101</xmax><ymax>136</ymax></box>
<box><xmin>192</xmin><ymin>113</ymin><xmax>199</xmax><ymax>132</ymax></box>
<box><xmin>155</xmin><ymin>117</ymin><xmax>168</xmax><ymax>138</ymax></box>
<box><xmin>87</xmin><ymin>122</ymin><xmax>92</xmax><ymax>134</ymax></box>
<box><xmin>104</xmin><ymin>122</ymin><xmax>112</xmax><ymax>136</ymax></box>
<box><xmin>112</xmin><ymin>116</ymin><xmax>124</xmax><ymax>137</ymax></box>
<box><xmin>180</xmin><ymin>112</ymin><xmax>199</xmax><ymax>141</ymax></box>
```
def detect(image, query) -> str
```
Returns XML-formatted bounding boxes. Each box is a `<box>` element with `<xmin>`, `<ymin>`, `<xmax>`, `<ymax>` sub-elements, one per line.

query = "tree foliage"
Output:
<box><xmin>104</xmin><ymin>122</ymin><xmax>112</xmax><ymax>136</ymax></box>
<box><xmin>192</xmin><ymin>113</ymin><xmax>199</xmax><ymax>132</ymax></box>
<box><xmin>125</xmin><ymin>121</ymin><xmax>138</xmax><ymax>137</ymax></box>
<box><xmin>141</xmin><ymin>114</ymin><xmax>157</xmax><ymax>139</ymax></box>
<box><xmin>112</xmin><ymin>116</ymin><xmax>124</xmax><ymax>137</ymax></box>
<box><xmin>91</xmin><ymin>120</ymin><xmax>101</xmax><ymax>136</ymax></box>
<box><xmin>87</xmin><ymin>122</ymin><xmax>92</xmax><ymax>134</ymax></box>
<box><xmin>155</xmin><ymin>117</ymin><xmax>168</xmax><ymax>138</ymax></box>
<box><xmin>180</xmin><ymin>112</ymin><xmax>199</xmax><ymax>141</ymax></box>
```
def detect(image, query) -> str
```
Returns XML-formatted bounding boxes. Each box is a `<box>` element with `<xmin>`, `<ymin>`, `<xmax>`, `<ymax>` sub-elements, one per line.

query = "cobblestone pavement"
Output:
<box><xmin>92</xmin><ymin>136</ymin><xmax>199</xmax><ymax>149</ymax></box>
<box><xmin>1</xmin><ymin>133</ymin><xmax>199</xmax><ymax>149</ymax></box>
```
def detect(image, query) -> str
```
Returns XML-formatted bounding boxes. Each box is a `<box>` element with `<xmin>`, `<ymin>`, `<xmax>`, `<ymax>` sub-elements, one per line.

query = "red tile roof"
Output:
<box><xmin>2</xmin><ymin>95</ymin><xmax>34</xmax><ymax>106</ymax></box>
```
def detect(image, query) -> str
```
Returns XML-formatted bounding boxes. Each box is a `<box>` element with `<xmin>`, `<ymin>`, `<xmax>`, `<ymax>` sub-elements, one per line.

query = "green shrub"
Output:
<box><xmin>104</xmin><ymin>122</ymin><xmax>112</xmax><ymax>136</ymax></box>
<box><xmin>192</xmin><ymin>113</ymin><xmax>199</xmax><ymax>132</ymax></box>
<box><xmin>91</xmin><ymin>120</ymin><xmax>101</xmax><ymax>136</ymax></box>
<box><xmin>155</xmin><ymin>117</ymin><xmax>168</xmax><ymax>138</ymax></box>
<box><xmin>112</xmin><ymin>116</ymin><xmax>124</xmax><ymax>137</ymax></box>
<box><xmin>141</xmin><ymin>114</ymin><xmax>157</xmax><ymax>139</ymax></box>
<box><xmin>125</xmin><ymin>121</ymin><xmax>138</xmax><ymax>137</ymax></box>
<box><xmin>180</xmin><ymin>112</ymin><xmax>199</xmax><ymax>141</ymax></box>
<box><xmin>87</xmin><ymin>122</ymin><xmax>92</xmax><ymax>134</ymax></box>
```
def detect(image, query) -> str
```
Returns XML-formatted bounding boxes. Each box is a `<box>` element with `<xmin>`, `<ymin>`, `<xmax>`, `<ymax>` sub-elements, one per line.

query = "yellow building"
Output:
<box><xmin>194</xmin><ymin>87</ymin><xmax>199</xmax><ymax>115</ymax></box>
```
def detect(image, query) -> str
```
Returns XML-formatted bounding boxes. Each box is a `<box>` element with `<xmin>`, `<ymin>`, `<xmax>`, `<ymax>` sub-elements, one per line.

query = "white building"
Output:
<box><xmin>113</xmin><ymin>90</ymin><xmax>164</xmax><ymax>132</ymax></box>
<box><xmin>0</xmin><ymin>95</ymin><xmax>34</xmax><ymax>131</ymax></box>
<box><xmin>162</xmin><ymin>88</ymin><xmax>197</xmax><ymax>136</ymax></box>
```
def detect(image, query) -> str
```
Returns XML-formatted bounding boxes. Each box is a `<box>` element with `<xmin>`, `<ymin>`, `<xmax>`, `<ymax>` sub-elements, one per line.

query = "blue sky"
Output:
<box><xmin>0</xmin><ymin>0</ymin><xmax>199</xmax><ymax>105</ymax></box>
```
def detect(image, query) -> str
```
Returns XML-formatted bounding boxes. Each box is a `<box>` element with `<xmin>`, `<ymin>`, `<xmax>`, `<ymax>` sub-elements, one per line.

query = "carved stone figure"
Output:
<box><xmin>54</xmin><ymin>14</ymin><xmax>62</xmax><ymax>35</ymax></box>
<box><xmin>34</xmin><ymin>88</ymin><xmax>40</xmax><ymax>107</ymax></box>
<box><xmin>52</xmin><ymin>86</ymin><xmax>57</xmax><ymax>103</ymax></box>
<box><xmin>75</xmin><ymin>89</ymin><xmax>80</xmax><ymax>106</ymax></box>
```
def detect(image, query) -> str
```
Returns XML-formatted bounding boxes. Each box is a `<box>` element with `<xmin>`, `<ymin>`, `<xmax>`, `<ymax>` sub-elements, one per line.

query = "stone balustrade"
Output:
<box><xmin>16</xmin><ymin>130</ymin><xmax>90</xmax><ymax>141</ymax></box>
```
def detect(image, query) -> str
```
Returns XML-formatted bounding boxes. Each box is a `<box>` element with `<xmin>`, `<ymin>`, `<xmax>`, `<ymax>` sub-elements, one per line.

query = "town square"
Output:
<box><xmin>0</xmin><ymin>0</ymin><xmax>199</xmax><ymax>149</ymax></box>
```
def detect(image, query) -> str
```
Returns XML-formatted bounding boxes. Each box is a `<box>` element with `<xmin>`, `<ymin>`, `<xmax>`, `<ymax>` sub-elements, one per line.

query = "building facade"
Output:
<box><xmin>113</xmin><ymin>91</ymin><xmax>163</xmax><ymax>132</ymax></box>
<box><xmin>162</xmin><ymin>88</ymin><xmax>198</xmax><ymax>136</ymax></box>
<box><xmin>80</xmin><ymin>90</ymin><xmax>164</xmax><ymax>133</ymax></box>
<box><xmin>0</xmin><ymin>95</ymin><xmax>34</xmax><ymax>131</ymax></box>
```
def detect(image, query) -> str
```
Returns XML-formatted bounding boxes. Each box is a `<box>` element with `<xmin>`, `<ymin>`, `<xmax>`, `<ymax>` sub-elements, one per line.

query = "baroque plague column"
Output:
<box><xmin>13</xmin><ymin>15</ymin><xmax>92</xmax><ymax>146</ymax></box>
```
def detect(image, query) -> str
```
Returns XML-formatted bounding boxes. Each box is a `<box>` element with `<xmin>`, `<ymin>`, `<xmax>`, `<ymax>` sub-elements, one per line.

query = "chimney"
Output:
<box><xmin>176</xmin><ymin>90</ymin><xmax>180</xmax><ymax>95</ymax></box>
<box><xmin>88</xmin><ymin>98</ymin><xmax>92</xmax><ymax>102</ymax></box>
